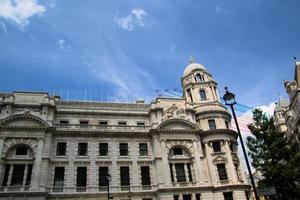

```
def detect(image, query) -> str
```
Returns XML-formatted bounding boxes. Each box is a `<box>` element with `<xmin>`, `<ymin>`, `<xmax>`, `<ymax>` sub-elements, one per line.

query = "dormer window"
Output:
<box><xmin>200</xmin><ymin>90</ymin><xmax>207</xmax><ymax>101</ymax></box>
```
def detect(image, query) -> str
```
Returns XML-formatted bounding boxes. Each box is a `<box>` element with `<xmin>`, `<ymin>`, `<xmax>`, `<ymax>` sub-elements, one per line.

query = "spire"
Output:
<box><xmin>189</xmin><ymin>56</ymin><xmax>196</xmax><ymax>64</ymax></box>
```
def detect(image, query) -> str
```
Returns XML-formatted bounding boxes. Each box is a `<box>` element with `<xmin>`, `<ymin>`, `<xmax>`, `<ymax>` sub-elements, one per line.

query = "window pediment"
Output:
<box><xmin>157</xmin><ymin>118</ymin><xmax>198</xmax><ymax>130</ymax></box>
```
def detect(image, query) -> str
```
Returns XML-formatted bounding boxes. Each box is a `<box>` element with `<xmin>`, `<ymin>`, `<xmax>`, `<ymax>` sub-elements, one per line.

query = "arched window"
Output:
<box><xmin>2</xmin><ymin>145</ymin><xmax>34</xmax><ymax>189</ymax></box>
<box><xmin>169</xmin><ymin>147</ymin><xmax>193</xmax><ymax>183</ymax></box>
<box><xmin>200</xmin><ymin>90</ymin><xmax>207</xmax><ymax>101</ymax></box>
<box><xmin>194</xmin><ymin>73</ymin><xmax>204</xmax><ymax>82</ymax></box>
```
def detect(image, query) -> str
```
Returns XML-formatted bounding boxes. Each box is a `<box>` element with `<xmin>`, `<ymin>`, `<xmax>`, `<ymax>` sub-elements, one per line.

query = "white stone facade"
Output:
<box><xmin>0</xmin><ymin>61</ymin><xmax>250</xmax><ymax>200</ymax></box>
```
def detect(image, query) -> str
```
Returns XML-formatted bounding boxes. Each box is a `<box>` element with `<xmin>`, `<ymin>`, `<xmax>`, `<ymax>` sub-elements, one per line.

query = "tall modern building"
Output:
<box><xmin>0</xmin><ymin>60</ymin><xmax>250</xmax><ymax>200</ymax></box>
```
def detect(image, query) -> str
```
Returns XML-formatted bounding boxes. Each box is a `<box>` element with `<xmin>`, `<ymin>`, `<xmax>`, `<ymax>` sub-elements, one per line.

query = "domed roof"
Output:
<box><xmin>183</xmin><ymin>62</ymin><xmax>206</xmax><ymax>76</ymax></box>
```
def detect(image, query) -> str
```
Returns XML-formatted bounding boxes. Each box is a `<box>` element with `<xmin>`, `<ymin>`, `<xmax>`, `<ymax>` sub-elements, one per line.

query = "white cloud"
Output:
<box><xmin>0</xmin><ymin>0</ymin><xmax>46</xmax><ymax>29</ymax></box>
<box><xmin>0</xmin><ymin>21</ymin><xmax>7</xmax><ymax>33</ymax></box>
<box><xmin>58</xmin><ymin>39</ymin><xmax>71</xmax><ymax>51</ymax></box>
<box><xmin>114</xmin><ymin>8</ymin><xmax>147</xmax><ymax>31</ymax></box>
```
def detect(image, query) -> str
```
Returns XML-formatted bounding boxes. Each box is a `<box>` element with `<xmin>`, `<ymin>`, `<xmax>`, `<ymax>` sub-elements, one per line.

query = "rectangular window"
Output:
<box><xmin>217</xmin><ymin>163</ymin><xmax>228</xmax><ymax>181</ymax></box>
<box><xmin>119</xmin><ymin>143</ymin><xmax>129</xmax><ymax>156</ymax></box>
<box><xmin>120</xmin><ymin>166</ymin><xmax>130</xmax><ymax>189</ymax></box>
<box><xmin>60</xmin><ymin>120</ymin><xmax>69</xmax><ymax>125</ymax></box>
<box><xmin>2</xmin><ymin>164</ymin><xmax>10</xmax><ymax>186</ymax></box>
<box><xmin>11</xmin><ymin>164</ymin><xmax>25</xmax><ymax>186</ymax></box>
<box><xmin>230</xmin><ymin>142</ymin><xmax>237</xmax><ymax>152</ymax></box>
<box><xmin>76</xmin><ymin>167</ymin><xmax>87</xmax><ymax>192</ymax></box>
<box><xmin>99</xmin><ymin>121</ymin><xmax>108</xmax><ymax>128</ymax></box>
<box><xmin>212</xmin><ymin>141</ymin><xmax>221</xmax><ymax>153</ymax></box>
<box><xmin>225</xmin><ymin>121</ymin><xmax>229</xmax><ymax>129</ymax></box>
<box><xmin>137</xmin><ymin>122</ymin><xmax>145</xmax><ymax>127</ymax></box>
<box><xmin>196</xmin><ymin>193</ymin><xmax>201</xmax><ymax>200</ymax></box>
<box><xmin>183</xmin><ymin>194</ymin><xmax>192</xmax><ymax>200</ymax></box>
<box><xmin>79</xmin><ymin>120</ymin><xmax>89</xmax><ymax>128</ymax></box>
<box><xmin>118</xmin><ymin>121</ymin><xmax>127</xmax><ymax>126</ymax></box>
<box><xmin>175</xmin><ymin>163</ymin><xmax>186</xmax><ymax>182</ymax></box>
<box><xmin>56</xmin><ymin>142</ymin><xmax>66</xmax><ymax>156</ymax></box>
<box><xmin>173</xmin><ymin>194</ymin><xmax>179</xmax><ymax>200</ymax></box>
<box><xmin>78</xmin><ymin>143</ymin><xmax>88</xmax><ymax>156</ymax></box>
<box><xmin>99</xmin><ymin>167</ymin><xmax>108</xmax><ymax>190</ymax></box>
<box><xmin>139</xmin><ymin>143</ymin><xmax>148</xmax><ymax>156</ymax></box>
<box><xmin>208</xmin><ymin>119</ymin><xmax>216</xmax><ymax>130</ymax></box>
<box><xmin>99</xmin><ymin>143</ymin><xmax>108</xmax><ymax>156</ymax></box>
<box><xmin>223</xmin><ymin>192</ymin><xmax>234</xmax><ymax>200</ymax></box>
<box><xmin>53</xmin><ymin>167</ymin><xmax>65</xmax><ymax>192</ymax></box>
<box><xmin>235</xmin><ymin>164</ymin><xmax>240</xmax><ymax>180</ymax></box>
<box><xmin>141</xmin><ymin>166</ymin><xmax>151</xmax><ymax>187</ymax></box>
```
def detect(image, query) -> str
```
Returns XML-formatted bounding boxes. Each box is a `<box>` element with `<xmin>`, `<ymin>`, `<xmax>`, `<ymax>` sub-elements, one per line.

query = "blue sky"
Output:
<box><xmin>0</xmin><ymin>0</ymin><xmax>300</xmax><ymax>108</ymax></box>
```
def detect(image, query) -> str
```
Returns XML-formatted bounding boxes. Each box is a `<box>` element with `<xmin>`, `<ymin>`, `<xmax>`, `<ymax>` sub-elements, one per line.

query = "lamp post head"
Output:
<box><xmin>223</xmin><ymin>87</ymin><xmax>237</xmax><ymax>106</ymax></box>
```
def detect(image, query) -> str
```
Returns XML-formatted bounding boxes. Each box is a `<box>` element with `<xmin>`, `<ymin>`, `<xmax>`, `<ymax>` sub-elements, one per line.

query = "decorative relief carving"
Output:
<box><xmin>162</xmin><ymin>104</ymin><xmax>188</xmax><ymax>121</ymax></box>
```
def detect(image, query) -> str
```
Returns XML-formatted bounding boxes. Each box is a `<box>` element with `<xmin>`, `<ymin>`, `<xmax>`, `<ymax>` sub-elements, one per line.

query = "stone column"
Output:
<box><xmin>0</xmin><ymin>138</ymin><xmax>5</xmax><ymax>181</ymax></box>
<box><xmin>224</xmin><ymin>140</ymin><xmax>238</xmax><ymax>183</ymax></box>
<box><xmin>172</xmin><ymin>164</ymin><xmax>177</xmax><ymax>183</ymax></box>
<box><xmin>7</xmin><ymin>164</ymin><xmax>13</xmax><ymax>186</ymax></box>
<box><xmin>31</xmin><ymin>139</ymin><xmax>44</xmax><ymax>191</ymax></box>
<box><xmin>160</xmin><ymin>140</ymin><xmax>171</xmax><ymax>186</ymax></box>
<box><xmin>22</xmin><ymin>164</ymin><xmax>28</xmax><ymax>187</ymax></box>
<box><xmin>184</xmin><ymin>163</ymin><xmax>190</xmax><ymax>182</ymax></box>
<box><xmin>204</xmin><ymin>142</ymin><xmax>217</xmax><ymax>185</ymax></box>
<box><xmin>192</xmin><ymin>140</ymin><xmax>203</xmax><ymax>183</ymax></box>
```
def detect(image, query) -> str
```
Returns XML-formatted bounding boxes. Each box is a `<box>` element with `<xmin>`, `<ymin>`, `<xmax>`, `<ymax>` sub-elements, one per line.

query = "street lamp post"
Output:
<box><xmin>223</xmin><ymin>87</ymin><xmax>259</xmax><ymax>200</ymax></box>
<box><xmin>106</xmin><ymin>173</ymin><xmax>111</xmax><ymax>200</ymax></box>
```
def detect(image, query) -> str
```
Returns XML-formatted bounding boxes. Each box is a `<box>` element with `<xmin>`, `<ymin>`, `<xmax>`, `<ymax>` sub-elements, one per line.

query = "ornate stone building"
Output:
<box><xmin>274</xmin><ymin>60</ymin><xmax>300</xmax><ymax>143</ymax></box>
<box><xmin>0</xmin><ymin>60</ymin><xmax>250</xmax><ymax>200</ymax></box>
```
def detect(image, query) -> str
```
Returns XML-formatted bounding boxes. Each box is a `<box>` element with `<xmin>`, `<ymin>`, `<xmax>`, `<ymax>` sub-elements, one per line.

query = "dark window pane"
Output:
<box><xmin>183</xmin><ymin>194</ymin><xmax>192</xmax><ymax>200</ymax></box>
<box><xmin>212</xmin><ymin>141</ymin><xmax>221</xmax><ymax>152</ymax></box>
<box><xmin>2</xmin><ymin>164</ymin><xmax>10</xmax><ymax>186</ymax></box>
<box><xmin>80</xmin><ymin>120</ymin><xmax>88</xmax><ymax>128</ymax></box>
<box><xmin>11</xmin><ymin>165</ymin><xmax>25</xmax><ymax>186</ymax></box>
<box><xmin>141</xmin><ymin>166</ymin><xmax>151</xmax><ymax>186</ymax></box>
<box><xmin>196</xmin><ymin>193</ymin><xmax>201</xmax><ymax>200</ymax></box>
<box><xmin>120</xmin><ymin>166</ymin><xmax>130</xmax><ymax>186</ymax></box>
<box><xmin>99</xmin><ymin>121</ymin><xmax>108</xmax><ymax>128</ymax></box>
<box><xmin>225</xmin><ymin>121</ymin><xmax>229</xmax><ymax>129</ymax></box>
<box><xmin>118</xmin><ymin>121</ymin><xmax>127</xmax><ymax>126</ymax></box>
<box><xmin>223</xmin><ymin>192</ymin><xmax>234</xmax><ymax>200</ymax></box>
<box><xmin>200</xmin><ymin>90</ymin><xmax>207</xmax><ymax>100</ymax></box>
<box><xmin>56</xmin><ymin>142</ymin><xmax>66</xmax><ymax>156</ymax></box>
<box><xmin>119</xmin><ymin>143</ymin><xmax>128</xmax><ymax>156</ymax></box>
<box><xmin>139</xmin><ymin>143</ymin><xmax>148</xmax><ymax>156</ymax></box>
<box><xmin>16</xmin><ymin>147</ymin><xmax>28</xmax><ymax>155</ymax></box>
<box><xmin>173</xmin><ymin>148</ymin><xmax>183</xmax><ymax>155</ymax></box>
<box><xmin>137</xmin><ymin>122</ymin><xmax>145</xmax><ymax>127</ymax></box>
<box><xmin>60</xmin><ymin>120</ymin><xmax>69</xmax><ymax>124</ymax></box>
<box><xmin>99</xmin><ymin>167</ymin><xmax>109</xmax><ymax>187</ymax></box>
<box><xmin>175</xmin><ymin>164</ymin><xmax>186</xmax><ymax>182</ymax></box>
<box><xmin>173</xmin><ymin>194</ymin><xmax>179</xmax><ymax>200</ymax></box>
<box><xmin>53</xmin><ymin>167</ymin><xmax>65</xmax><ymax>192</ymax></box>
<box><xmin>217</xmin><ymin>164</ymin><xmax>228</xmax><ymax>181</ymax></box>
<box><xmin>78</xmin><ymin>143</ymin><xmax>88</xmax><ymax>156</ymax></box>
<box><xmin>26</xmin><ymin>164</ymin><xmax>32</xmax><ymax>186</ymax></box>
<box><xmin>99</xmin><ymin>143</ymin><xmax>108</xmax><ymax>156</ymax></box>
<box><xmin>76</xmin><ymin>167</ymin><xmax>87</xmax><ymax>188</ymax></box>
<box><xmin>208</xmin><ymin>119</ymin><xmax>216</xmax><ymax>130</ymax></box>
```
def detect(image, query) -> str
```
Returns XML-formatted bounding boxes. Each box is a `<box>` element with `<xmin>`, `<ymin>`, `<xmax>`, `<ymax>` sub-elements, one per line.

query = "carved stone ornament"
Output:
<box><xmin>162</xmin><ymin>104</ymin><xmax>188</xmax><ymax>121</ymax></box>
